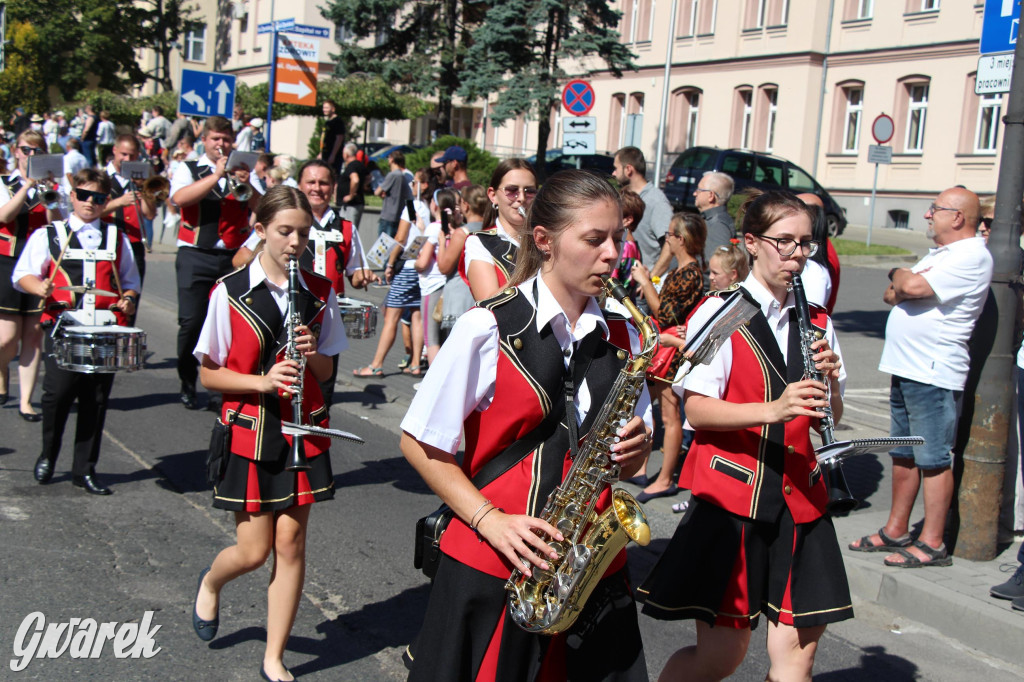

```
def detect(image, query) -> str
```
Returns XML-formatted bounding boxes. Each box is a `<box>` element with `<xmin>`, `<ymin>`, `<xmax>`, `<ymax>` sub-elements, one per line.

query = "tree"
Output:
<box><xmin>319</xmin><ymin>0</ymin><xmax>485</xmax><ymax>135</ymax></box>
<box><xmin>460</xmin><ymin>1</ymin><xmax>635</xmax><ymax>178</ymax></box>
<box><xmin>135</xmin><ymin>0</ymin><xmax>196</xmax><ymax>93</ymax></box>
<box><xmin>0</xmin><ymin>22</ymin><xmax>47</xmax><ymax>116</ymax></box>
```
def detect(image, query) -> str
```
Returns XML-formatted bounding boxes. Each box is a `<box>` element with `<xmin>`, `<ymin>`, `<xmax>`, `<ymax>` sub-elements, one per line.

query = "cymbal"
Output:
<box><xmin>57</xmin><ymin>285</ymin><xmax>118</xmax><ymax>298</ymax></box>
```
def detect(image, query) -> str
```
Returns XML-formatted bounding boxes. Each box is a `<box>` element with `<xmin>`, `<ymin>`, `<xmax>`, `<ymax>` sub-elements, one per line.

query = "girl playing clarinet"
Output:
<box><xmin>639</xmin><ymin>190</ymin><xmax>848</xmax><ymax>682</ymax></box>
<box><xmin>190</xmin><ymin>185</ymin><xmax>346</xmax><ymax>682</ymax></box>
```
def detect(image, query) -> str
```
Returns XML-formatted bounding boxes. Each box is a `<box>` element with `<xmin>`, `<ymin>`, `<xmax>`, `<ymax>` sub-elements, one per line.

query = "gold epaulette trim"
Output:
<box><xmin>478</xmin><ymin>286</ymin><xmax>518</xmax><ymax>311</ymax></box>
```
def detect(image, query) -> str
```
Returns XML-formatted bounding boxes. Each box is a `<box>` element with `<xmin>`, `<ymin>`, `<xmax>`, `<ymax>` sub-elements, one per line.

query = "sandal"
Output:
<box><xmin>403</xmin><ymin>366</ymin><xmax>422</xmax><ymax>376</ymax></box>
<box><xmin>353</xmin><ymin>366</ymin><xmax>383</xmax><ymax>378</ymax></box>
<box><xmin>671</xmin><ymin>501</ymin><xmax>689</xmax><ymax>514</ymax></box>
<box><xmin>848</xmin><ymin>527</ymin><xmax>911</xmax><ymax>553</ymax></box>
<box><xmin>397</xmin><ymin>354</ymin><xmax>412</xmax><ymax>370</ymax></box>
<box><xmin>883</xmin><ymin>540</ymin><xmax>953</xmax><ymax>568</ymax></box>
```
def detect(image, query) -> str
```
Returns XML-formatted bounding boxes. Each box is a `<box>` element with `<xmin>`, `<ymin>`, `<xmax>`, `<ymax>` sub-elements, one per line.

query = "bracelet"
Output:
<box><xmin>122</xmin><ymin>294</ymin><xmax>138</xmax><ymax>305</ymax></box>
<box><xmin>468</xmin><ymin>499</ymin><xmax>492</xmax><ymax>529</ymax></box>
<box><xmin>473</xmin><ymin>506</ymin><xmax>503</xmax><ymax>539</ymax></box>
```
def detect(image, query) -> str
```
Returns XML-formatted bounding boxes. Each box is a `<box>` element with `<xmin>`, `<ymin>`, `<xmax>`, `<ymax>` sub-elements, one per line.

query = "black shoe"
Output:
<box><xmin>260</xmin><ymin>664</ymin><xmax>292</xmax><ymax>681</ymax></box>
<box><xmin>1013</xmin><ymin>594</ymin><xmax>1024</xmax><ymax>612</ymax></box>
<box><xmin>19</xmin><ymin>410</ymin><xmax>41</xmax><ymax>423</ymax></box>
<box><xmin>991</xmin><ymin>564</ymin><xmax>1024</xmax><ymax>600</ymax></box>
<box><xmin>192</xmin><ymin>567</ymin><xmax>219</xmax><ymax>642</ymax></box>
<box><xmin>0</xmin><ymin>393</ymin><xmax>8</xmax><ymax>405</ymax></box>
<box><xmin>180</xmin><ymin>383</ymin><xmax>199</xmax><ymax>410</ymax></box>
<box><xmin>72</xmin><ymin>474</ymin><xmax>112</xmax><ymax>495</ymax></box>
<box><xmin>34</xmin><ymin>454</ymin><xmax>55</xmax><ymax>483</ymax></box>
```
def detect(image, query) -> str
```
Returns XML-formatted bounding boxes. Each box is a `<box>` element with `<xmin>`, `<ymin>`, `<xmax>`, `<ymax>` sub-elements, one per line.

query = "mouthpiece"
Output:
<box><xmin>518</xmin><ymin>206</ymin><xmax>527</xmax><ymax>218</ymax></box>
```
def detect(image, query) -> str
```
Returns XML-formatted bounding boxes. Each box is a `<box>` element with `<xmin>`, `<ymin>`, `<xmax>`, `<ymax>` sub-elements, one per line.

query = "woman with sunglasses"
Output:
<box><xmin>401</xmin><ymin>170</ymin><xmax>651</xmax><ymax>681</ymax></box>
<box><xmin>461</xmin><ymin>159</ymin><xmax>536</xmax><ymax>302</ymax></box>
<box><xmin>414</xmin><ymin>188</ymin><xmax>462</xmax><ymax>365</ymax></box>
<box><xmin>639</xmin><ymin>190</ymin><xmax>849</xmax><ymax>682</ymax></box>
<box><xmin>0</xmin><ymin>129</ymin><xmax>62</xmax><ymax>421</ymax></box>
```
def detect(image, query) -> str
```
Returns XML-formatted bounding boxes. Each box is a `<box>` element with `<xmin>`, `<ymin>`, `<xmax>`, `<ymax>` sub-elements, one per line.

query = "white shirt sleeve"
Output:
<box><xmin>920</xmin><ymin>244</ymin><xmax>991</xmax><ymax>305</ymax></box>
<box><xmin>169</xmin><ymin>160</ymin><xmax>198</xmax><ymax>207</ymax></box>
<box><xmin>118</xmin><ymin>234</ymin><xmax>142</xmax><ymax>293</ymax></box>
<box><xmin>11</xmin><ymin>228</ymin><xmax>52</xmax><ymax>291</ymax></box>
<box><xmin>344</xmin><ymin>228</ymin><xmax>368</xmax><ymax>275</ymax></box>
<box><xmin>677</xmin><ymin>297</ymin><xmax>730</xmax><ymax>399</ymax></box>
<box><xmin>315</xmin><ymin>288</ymin><xmax>348</xmax><ymax>356</ymax></box>
<box><xmin>0</xmin><ymin>178</ymin><xmax>13</xmax><ymax>206</ymax></box>
<box><xmin>463</xmin><ymin>234</ymin><xmax>494</xmax><ymax>269</ymax></box>
<box><xmin>194</xmin><ymin>283</ymin><xmax>231</xmax><ymax>365</ymax></box>
<box><xmin>800</xmin><ymin>260</ymin><xmax>831</xmax><ymax>309</ymax></box>
<box><xmin>241</xmin><ymin>231</ymin><xmax>261</xmax><ymax>251</ymax></box>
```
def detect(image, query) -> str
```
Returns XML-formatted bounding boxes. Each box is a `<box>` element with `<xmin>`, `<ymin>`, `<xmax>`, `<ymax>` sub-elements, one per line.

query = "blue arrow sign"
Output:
<box><xmin>178</xmin><ymin>69</ymin><xmax>236</xmax><ymax>118</ymax></box>
<box><xmin>981</xmin><ymin>0</ymin><xmax>1021</xmax><ymax>55</ymax></box>
<box><xmin>257</xmin><ymin>18</ymin><xmax>295</xmax><ymax>34</ymax></box>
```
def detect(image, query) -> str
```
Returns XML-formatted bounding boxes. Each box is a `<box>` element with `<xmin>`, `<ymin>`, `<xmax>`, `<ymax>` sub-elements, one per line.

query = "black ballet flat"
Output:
<box><xmin>260</xmin><ymin>664</ymin><xmax>294</xmax><ymax>681</ymax></box>
<box><xmin>192</xmin><ymin>567</ymin><xmax>219</xmax><ymax>642</ymax></box>
<box><xmin>19</xmin><ymin>411</ymin><xmax>41</xmax><ymax>423</ymax></box>
<box><xmin>0</xmin><ymin>393</ymin><xmax>8</xmax><ymax>406</ymax></box>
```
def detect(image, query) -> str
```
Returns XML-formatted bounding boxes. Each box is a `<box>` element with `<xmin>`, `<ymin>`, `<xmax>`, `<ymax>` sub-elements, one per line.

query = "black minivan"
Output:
<box><xmin>662</xmin><ymin>147</ymin><xmax>847</xmax><ymax>236</ymax></box>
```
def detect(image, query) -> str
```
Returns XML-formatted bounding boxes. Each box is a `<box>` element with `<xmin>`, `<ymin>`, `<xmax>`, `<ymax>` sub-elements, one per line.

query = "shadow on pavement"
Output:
<box><xmin>333</xmin><ymin>456</ymin><xmax>432</xmax><ymax>495</ymax></box>
<box><xmin>831</xmin><ymin>309</ymin><xmax>888</xmax><ymax>340</ymax></box>
<box><xmin>845</xmin><ymin>453</ymin><xmax>885</xmax><ymax>511</ymax></box>
<box><xmin>815</xmin><ymin>645</ymin><xmax>919</xmax><ymax>681</ymax></box>
<box><xmin>154</xmin><ymin>449</ymin><xmax>211</xmax><ymax>494</ymax></box>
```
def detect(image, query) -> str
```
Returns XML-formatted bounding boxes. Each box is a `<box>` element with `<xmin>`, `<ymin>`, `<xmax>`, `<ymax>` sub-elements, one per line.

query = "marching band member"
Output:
<box><xmin>0</xmin><ymin>129</ymin><xmax>62</xmax><ymax>421</ymax></box>
<box><xmin>13</xmin><ymin>168</ymin><xmax>140</xmax><ymax>495</ymax></box>
<box><xmin>401</xmin><ymin>170</ymin><xmax>652</xmax><ymax>681</ymax></box>
<box><xmin>638</xmin><ymin>190</ymin><xmax>849</xmax><ymax>682</ymax></box>
<box><xmin>190</xmin><ymin>186</ymin><xmax>345</xmax><ymax>682</ymax></box>
<box><xmin>103</xmin><ymin>134</ymin><xmax>157</xmax><ymax>284</ymax></box>
<box><xmin>170</xmin><ymin>115</ymin><xmax>258</xmax><ymax>411</ymax></box>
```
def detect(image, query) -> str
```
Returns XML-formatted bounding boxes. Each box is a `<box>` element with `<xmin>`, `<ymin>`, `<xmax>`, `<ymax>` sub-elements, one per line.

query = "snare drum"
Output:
<box><xmin>52</xmin><ymin>325</ymin><xmax>147</xmax><ymax>373</ymax></box>
<box><xmin>337</xmin><ymin>297</ymin><xmax>378</xmax><ymax>339</ymax></box>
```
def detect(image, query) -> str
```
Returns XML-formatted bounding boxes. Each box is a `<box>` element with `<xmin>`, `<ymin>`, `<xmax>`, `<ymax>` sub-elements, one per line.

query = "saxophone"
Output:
<box><xmin>505</xmin><ymin>277</ymin><xmax>655</xmax><ymax>635</ymax></box>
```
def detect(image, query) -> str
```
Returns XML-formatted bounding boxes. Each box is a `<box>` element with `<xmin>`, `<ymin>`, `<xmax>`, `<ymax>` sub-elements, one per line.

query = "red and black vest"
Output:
<box><xmin>218</xmin><ymin>265</ymin><xmax>334</xmax><ymax>464</ymax></box>
<box><xmin>178</xmin><ymin>161</ymin><xmax>251</xmax><ymax>250</ymax></box>
<box><xmin>458</xmin><ymin>227</ymin><xmax>518</xmax><ymax>290</ymax></box>
<box><xmin>298</xmin><ymin>213</ymin><xmax>353</xmax><ymax>296</ymax></box>
<box><xmin>107</xmin><ymin>173</ymin><xmax>143</xmax><ymax>244</ymax></box>
<box><xmin>0</xmin><ymin>175</ymin><xmax>48</xmax><ymax>259</ymax></box>
<box><xmin>440</xmin><ymin>286</ymin><xmax>634</xmax><ymax>579</ymax></box>
<box><xmin>41</xmin><ymin>222</ymin><xmax>129</xmax><ymax>326</ymax></box>
<box><xmin>679</xmin><ymin>289</ymin><xmax>830</xmax><ymax>524</ymax></box>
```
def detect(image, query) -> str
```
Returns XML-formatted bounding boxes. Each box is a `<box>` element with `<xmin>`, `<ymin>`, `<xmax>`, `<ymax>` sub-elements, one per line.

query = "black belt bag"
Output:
<box><xmin>205</xmin><ymin>408</ymin><xmax>239</xmax><ymax>485</ymax></box>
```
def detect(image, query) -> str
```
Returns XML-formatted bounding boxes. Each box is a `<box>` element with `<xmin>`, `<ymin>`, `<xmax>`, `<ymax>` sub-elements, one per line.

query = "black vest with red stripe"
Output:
<box><xmin>41</xmin><ymin>222</ymin><xmax>128</xmax><ymax>326</ymax></box>
<box><xmin>107</xmin><ymin>173</ymin><xmax>143</xmax><ymax>244</ymax></box>
<box><xmin>0</xmin><ymin>176</ymin><xmax>48</xmax><ymax>258</ymax></box>
<box><xmin>178</xmin><ymin>161</ymin><xmax>251</xmax><ymax>250</ymax></box>
<box><xmin>298</xmin><ymin>213</ymin><xmax>353</xmax><ymax>296</ymax></box>
<box><xmin>458</xmin><ymin>227</ymin><xmax>518</xmax><ymax>289</ymax></box>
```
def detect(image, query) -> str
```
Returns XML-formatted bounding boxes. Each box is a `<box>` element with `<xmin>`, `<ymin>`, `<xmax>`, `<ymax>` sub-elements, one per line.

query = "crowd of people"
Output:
<box><xmin>0</xmin><ymin>94</ymin><xmax>1015</xmax><ymax>681</ymax></box>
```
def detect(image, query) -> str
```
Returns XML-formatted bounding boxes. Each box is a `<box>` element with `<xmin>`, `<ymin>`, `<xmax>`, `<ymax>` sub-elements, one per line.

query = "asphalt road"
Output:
<box><xmin>1</xmin><ymin>241</ymin><xmax>1022</xmax><ymax>681</ymax></box>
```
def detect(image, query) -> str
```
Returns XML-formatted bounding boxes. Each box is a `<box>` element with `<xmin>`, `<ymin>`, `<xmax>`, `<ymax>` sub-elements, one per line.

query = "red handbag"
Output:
<box><xmin>645</xmin><ymin>320</ymin><xmax>680</xmax><ymax>380</ymax></box>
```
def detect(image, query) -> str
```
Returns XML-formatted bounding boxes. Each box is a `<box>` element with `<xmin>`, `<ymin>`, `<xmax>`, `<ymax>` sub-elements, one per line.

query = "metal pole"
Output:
<box><xmin>265</xmin><ymin>0</ymin><xmax>277</xmax><ymax>150</ymax></box>
<box><xmin>957</xmin><ymin>20</ymin><xmax>1024</xmax><ymax>561</ymax></box>
<box><xmin>867</xmin><ymin>162</ymin><xmax>878</xmax><ymax>247</ymax></box>
<box><xmin>811</xmin><ymin>0</ymin><xmax>836</xmax><ymax>177</ymax></box>
<box><xmin>653</xmin><ymin>0</ymin><xmax>680</xmax><ymax>185</ymax></box>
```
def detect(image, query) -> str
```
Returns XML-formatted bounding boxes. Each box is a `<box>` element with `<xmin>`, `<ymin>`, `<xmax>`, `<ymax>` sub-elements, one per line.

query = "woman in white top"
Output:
<box><xmin>462</xmin><ymin>159</ymin><xmax>537</xmax><ymax>302</ymax></box>
<box><xmin>415</xmin><ymin>188</ymin><xmax>461</xmax><ymax>365</ymax></box>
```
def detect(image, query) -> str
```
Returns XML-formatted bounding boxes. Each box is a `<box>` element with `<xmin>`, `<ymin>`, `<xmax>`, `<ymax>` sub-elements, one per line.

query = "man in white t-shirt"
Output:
<box><xmin>849</xmin><ymin>187</ymin><xmax>992</xmax><ymax>568</ymax></box>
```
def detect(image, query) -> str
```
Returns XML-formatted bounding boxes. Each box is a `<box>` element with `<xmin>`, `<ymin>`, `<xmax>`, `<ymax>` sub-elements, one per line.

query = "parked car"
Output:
<box><xmin>368</xmin><ymin>144</ymin><xmax>419</xmax><ymax>163</ymax></box>
<box><xmin>526</xmin><ymin>150</ymin><xmax>617</xmax><ymax>178</ymax></box>
<box><xmin>662</xmin><ymin>146</ymin><xmax>848</xmax><ymax>236</ymax></box>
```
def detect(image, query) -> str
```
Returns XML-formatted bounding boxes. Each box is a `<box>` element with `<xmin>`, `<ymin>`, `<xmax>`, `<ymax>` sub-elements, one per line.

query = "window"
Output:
<box><xmin>739</xmin><ymin>90</ymin><xmax>753</xmax><ymax>148</ymax></box>
<box><xmin>677</xmin><ymin>0</ymin><xmax>699</xmax><ymax>37</ymax></box>
<box><xmin>375</xmin><ymin>13</ymin><xmax>394</xmax><ymax>46</ymax></box>
<box><xmin>668</xmin><ymin>87</ymin><xmax>701</xmax><ymax>150</ymax></box>
<box><xmin>851</xmin><ymin>0</ymin><xmax>873</xmax><ymax>19</ymax></box>
<box><xmin>754</xmin><ymin>157</ymin><xmax>785</xmax><ymax>186</ymax></box>
<box><xmin>184</xmin><ymin>24</ymin><xmax>206</xmax><ymax>63</ymax></box>
<box><xmin>904</xmin><ymin>83</ymin><xmax>928</xmax><ymax>152</ymax></box>
<box><xmin>765</xmin><ymin>88</ymin><xmax>778</xmax><ymax>152</ymax></box>
<box><xmin>686</xmin><ymin>91</ymin><xmax>700</xmax><ymax>147</ymax></box>
<box><xmin>921</xmin><ymin>0</ymin><xmax>939</xmax><ymax>10</ymax></box>
<box><xmin>975</xmin><ymin>92</ymin><xmax>1001</xmax><ymax>153</ymax></box>
<box><xmin>335</xmin><ymin>22</ymin><xmax>355</xmax><ymax>44</ymax></box>
<box><xmin>767</xmin><ymin>0</ymin><xmax>789</xmax><ymax>25</ymax></box>
<box><xmin>697</xmin><ymin>0</ymin><xmax>717</xmax><ymax>34</ymax></box>
<box><xmin>786</xmin><ymin>165</ymin><xmax>816</xmax><ymax>194</ymax></box>
<box><xmin>621</xmin><ymin>0</ymin><xmax>653</xmax><ymax>42</ymax></box>
<box><xmin>843</xmin><ymin>86</ymin><xmax>863</xmax><ymax>153</ymax></box>
<box><xmin>609</xmin><ymin>93</ymin><xmax>626</xmax><ymax>150</ymax></box>
<box><xmin>367</xmin><ymin>119</ymin><xmax>387</xmax><ymax>141</ymax></box>
<box><xmin>906</xmin><ymin>0</ymin><xmax>939</xmax><ymax>11</ymax></box>
<box><xmin>751</xmin><ymin>0</ymin><xmax>767</xmax><ymax>28</ymax></box>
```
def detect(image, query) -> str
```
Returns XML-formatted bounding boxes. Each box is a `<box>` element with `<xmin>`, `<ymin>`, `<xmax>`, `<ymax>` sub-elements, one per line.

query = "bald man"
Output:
<box><xmin>849</xmin><ymin>187</ymin><xmax>992</xmax><ymax>569</ymax></box>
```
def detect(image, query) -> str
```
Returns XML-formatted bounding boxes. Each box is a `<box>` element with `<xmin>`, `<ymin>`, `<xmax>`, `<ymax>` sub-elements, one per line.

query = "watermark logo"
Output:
<box><xmin>10</xmin><ymin>611</ymin><xmax>162</xmax><ymax>672</ymax></box>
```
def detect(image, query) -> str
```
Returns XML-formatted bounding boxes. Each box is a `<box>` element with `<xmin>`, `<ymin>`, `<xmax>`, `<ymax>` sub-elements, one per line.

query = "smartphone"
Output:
<box><xmin>406</xmin><ymin>199</ymin><xmax>416</xmax><ymax>223</ymax></box>
<box><xmin>440</xmin><ymin>209</ymin><xmax>450</xmax><ymax>237</ymax></box>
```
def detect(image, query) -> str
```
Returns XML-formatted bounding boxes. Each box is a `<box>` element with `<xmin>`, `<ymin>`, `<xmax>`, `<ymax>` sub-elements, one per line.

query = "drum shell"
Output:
<box><xmin>51</xmin><ymin>326</ymin><xmax>147</xmax><ymax>373</ymax></box>
<box><xmin>336</xmin><ymin>297</ymin><xmax>378</xmax><ymax>339</ymax></box>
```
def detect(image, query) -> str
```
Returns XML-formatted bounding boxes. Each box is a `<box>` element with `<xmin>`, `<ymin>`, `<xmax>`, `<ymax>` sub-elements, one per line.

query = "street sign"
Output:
<box><xmin>562</xmin><ymin>132</ymin><xmax>596</xmax><ymax>155</ymax></box>
<box><xmin>562</xmin><ymin>80</ymin><xmax>595</xmax><ymax>116</ymax></box>
<box><xmin>287</xmin><ymin>24</ymin><xmax>331</xmax><ymax>38</ymax></box>
<box><xmin>981</xmin><ymin>0</ymin><xmax>1021</xmax><ymax>55</ymax></box>
<box><xmin>274</xmin><ymin>35</ymin><xmax>319</xmax><ymax>106</ymax></box>
<box><xmin>257</xmin><ymin>18</ymin><xmax>295</xmax><ymax>34</ymax></box>
<box><xmin>867</xmin><ymin>145</ymin><xmax>892</xmax><ymax>164</ymax></box>
<box><xmin>562</xmin><ymin>116</ymin><xmax>596</xmax><ymax>133</ymax></box>
<box><xmin>178</xmin><ymin>69</ymin><xmax>236</xmax><ymax>118</ymax></box>
<box><xmin>977</xmin><ymin>52</ymin><xmax>1015</xmax><ymax>93</ymax></box>
<box><xmin>871</xmin><ymin>113</ymin><xmax>894</xmax><ymax>144</ymax></box>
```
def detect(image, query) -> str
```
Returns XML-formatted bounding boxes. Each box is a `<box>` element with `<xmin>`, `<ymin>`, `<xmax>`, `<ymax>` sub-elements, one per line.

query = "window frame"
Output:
<box><xmin>904</xmin><ymin>82</ymin><xmax>929</xmax><ymax>153</ymax></box>
<box><xmin>184</xmin><ymin>23</ymin><xmax>207</xmax><ymax>63</ymax></box>
<box><xmin>974</xmin><ymin>92</ymin><xmax>1002</xmax><ymax>154</ymax></box>
<box><xmin>842</xmin><ymin>86</ymin><xmax>864</xmax><ymax>154</ymax></box>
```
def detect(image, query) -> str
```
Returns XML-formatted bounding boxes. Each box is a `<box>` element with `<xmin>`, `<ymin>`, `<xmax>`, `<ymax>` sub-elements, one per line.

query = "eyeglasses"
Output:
<box><xmin>500</xmin><ymin>185</ymin><xmax>538</xmax><ymax>203</ymax></box>
<box><xmin>73</xmin><ymin>188</ymin><xmax>109</xmax><ymax>204</ymax></box>
<box><xmin>18</xmin><ymin>146</ymin><xmax>42</xmax><ymax>155</ymax></box>
<box><xmin>694</xmin><ymin>187</ymin><xmax>715</xmax><ymax>195</ymax></box>
<box><xmin>928</xmin><ymin>203</ymin><xmax>960</xmax><ymax>215</ymax></box>
<box><xmin>755</xmin><ymin>234</ymin><xmax>818</xmax><ymax>257</ymax></box>
<box><xmin>981</xmin><ymin>217</ymin><xmax>993</xmax><ymax>229</ymax></box>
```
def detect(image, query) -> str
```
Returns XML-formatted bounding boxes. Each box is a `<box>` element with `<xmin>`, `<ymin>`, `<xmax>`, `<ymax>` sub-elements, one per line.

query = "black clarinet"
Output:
<box><xmin>791</xmin><ymin>274</ymin><xmax>857</xmax><ymax>515</ymax></box>
<box><xmin>284</xmin><ymin>256</ymin><xmax>311</xmax><ymax>472</ymax></box>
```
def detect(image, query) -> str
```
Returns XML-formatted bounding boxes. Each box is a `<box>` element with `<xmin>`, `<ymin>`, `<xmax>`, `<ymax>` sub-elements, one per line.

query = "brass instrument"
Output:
<box><xmin>40</xmin><ymin>176</ymin><xmax>61</xmax><ymax>210</ymax></box>
<box><xmin>279</xmin><ymin>256</ymin><xmax>365</xmax><ymax>468</ymax></box>
<box><xmin>226</xmin><ymin>175</ymin><xmax>253</xmax><ymax>202</ymax></box>
<box><xmin>505</xmin><ymin>276</ymin><xmax>653</xmax><ymax>635</ymax></box>
<box><xmin>141</xmin><ymin>175</ymin><xmax>170</xmax><ymax>203</ymax></box>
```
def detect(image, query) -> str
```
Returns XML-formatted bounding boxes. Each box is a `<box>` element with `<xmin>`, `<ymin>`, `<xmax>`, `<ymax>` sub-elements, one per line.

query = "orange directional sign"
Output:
<box><xmin>274</xmin><ymin>35</ymin><xmax>319</xmax><ymax>106</ymax></box>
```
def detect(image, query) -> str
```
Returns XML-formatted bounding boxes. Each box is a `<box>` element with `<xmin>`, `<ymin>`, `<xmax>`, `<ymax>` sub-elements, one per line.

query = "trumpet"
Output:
<box><xmin>226</xmin><ymin>175</ymin><xmax>252</xmax><ymax>202</ymax></box>
<box><xmin>40</xmin><ymin>176</ymin><xmax>61</xmax><ymax>210</ymax></box>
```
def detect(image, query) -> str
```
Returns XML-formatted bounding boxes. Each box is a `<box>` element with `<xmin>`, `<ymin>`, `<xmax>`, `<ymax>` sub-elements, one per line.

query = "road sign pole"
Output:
<box><xmin>265</xmin><ymin>0</ymin><xmax>277</xmax><ymax>150</ymax></box>
<box><xmin>867</xmin><ymin>162</ymin><xmax>879</xmax><ymax>247</ymax></box>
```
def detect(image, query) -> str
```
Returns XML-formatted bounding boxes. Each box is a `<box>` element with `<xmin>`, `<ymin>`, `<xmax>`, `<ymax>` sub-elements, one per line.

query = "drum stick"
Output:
<box><xmin>110</xmin><ymin>259</ymin><xmax>123</xmax><ymax>299</ymax></box>
<box><xmin>42</xmin><ymin>236</ymin><xmax>72</xmax><ymax>288</ymax></box>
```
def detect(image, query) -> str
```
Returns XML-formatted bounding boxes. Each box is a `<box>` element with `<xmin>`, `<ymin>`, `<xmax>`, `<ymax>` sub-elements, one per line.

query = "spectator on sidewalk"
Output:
<box><xmin>435</xmin><ymin>145</ymin><xmax>471</xmax><ymax>190</ymax></box>
<box><xmin>338</xmin><ymin>142</ymin><xmax>366</xmax><ymax>228</ymax></box>
<box><xmin>695</xmin><ymin>171</ymin><xmax>736</xmax><ymax>260</ymax></box>
<box><xmin>613</xmin><ymin>146</ymin><xmax>673</xmax><ymax>276</ymax></box>
<box><xmin>849</xmin><ymin>187</ymin><xmax>992</xmax><ymax>568</ymax></box>
<box><xmin>375</xmin><ymin>150</ymin><xmax>412</xmax><ymax>237</ymax></box>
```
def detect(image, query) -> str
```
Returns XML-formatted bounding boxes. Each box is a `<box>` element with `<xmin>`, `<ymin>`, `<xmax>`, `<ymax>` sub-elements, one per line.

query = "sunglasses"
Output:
<box><xmin>500</xmin><ymin>185</ymin><xmax>538</xmax><ymax>203</ymax></box>
<box><xmin>981</xmin><ymin>217</ymin><xmax>993</xmax><ymax>229</ymax></box>
<box><xmin>73</xmin><ymin>188</ymin><xmax>109</xmax><ymax>204</ymax></box>
<box><xmin>18</xmin><ymin>146</ymin><xmax>42</xmax><ymax>155</ymax></box>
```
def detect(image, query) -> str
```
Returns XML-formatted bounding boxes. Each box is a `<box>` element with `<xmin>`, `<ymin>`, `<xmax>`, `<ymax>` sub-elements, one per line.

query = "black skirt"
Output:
<box><xmin>0</xmin><ymin>254</ymin><xmax>42</xmax><ymax>316</ymax></box>
<box><xmin>212</xmin><ymin>450</ymin><xmax>334</xmax><ymax>512</ymax></box>
<box><xmin>406</xmin><ymin>554</ymin><xmax>647</xmax><ymax>682</ymax></box>
<box><xmin>638</xmin><ymin>498</ymin><xmax>852</xmax><ymax>630</ymax></box>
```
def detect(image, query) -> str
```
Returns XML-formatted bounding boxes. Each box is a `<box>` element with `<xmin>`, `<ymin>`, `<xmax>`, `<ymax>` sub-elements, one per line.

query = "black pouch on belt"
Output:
<box><xmin>205</xmin><ymin>408</ymin><xmax>240</xmax><ymax>485</ymax></box>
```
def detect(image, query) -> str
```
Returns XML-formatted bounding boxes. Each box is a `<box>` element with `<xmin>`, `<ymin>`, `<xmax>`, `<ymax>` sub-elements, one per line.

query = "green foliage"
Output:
<box><xmin>72</xmin><ymin>89</ymin><xmax>179</xmax><ymax>129</ymax></box>
<box><xmin>234</xmin><ymin>77</ymin><xmax>429</xmax><ymax>124</ymax></box>
<box><xmin>404</xmin><ymin>135</ymin><xmax>500</xmax><ymax>188</ymax></box>
<box><xmin>831</xmin><ymin>239</ymin><xmax>911</xmax><ymax>256</ymax></box>
<box><xmin>0</xmin><ymin>22</ymin><xmax>47</xmax><ymax>116</ymax></box>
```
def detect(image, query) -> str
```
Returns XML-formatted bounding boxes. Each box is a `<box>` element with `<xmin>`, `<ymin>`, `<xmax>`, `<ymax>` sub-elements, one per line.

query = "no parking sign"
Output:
<box><xmin>562</xmin><ymin>80</ymin><xmax>595</xmax><ymax>116</ymax></box>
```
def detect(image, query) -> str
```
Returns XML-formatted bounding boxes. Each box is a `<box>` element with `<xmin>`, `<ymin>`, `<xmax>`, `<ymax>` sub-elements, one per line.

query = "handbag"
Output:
<box><xmin>646</xmin><ymin>318</ymin><xmax>680</xmax><ymax>380</ymax></box>
<box><xmin>413</xmin><ymin>331</ymin><xmax>601</xmax><ymax>579</ymax></box>
<box><xmin>205</xmin><ymin>408</ymin><xmax>239</xmax><ymax>485</ymax></box>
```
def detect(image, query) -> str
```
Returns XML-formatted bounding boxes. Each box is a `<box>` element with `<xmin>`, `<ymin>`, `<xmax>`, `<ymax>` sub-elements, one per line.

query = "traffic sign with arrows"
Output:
<box><xmin>274</xmin><ymin>35</ymin><xmax>319</xmax><ymax>106</ymax></box>
<box><xmin>562</xmin><ymin>116</ymin><xmax>596</xmax><ymax>133</ymax></box>
<box><xmin>178</xmin><ymin>69</ymin><xmax>236</xmax><ymax>118</ymax></box>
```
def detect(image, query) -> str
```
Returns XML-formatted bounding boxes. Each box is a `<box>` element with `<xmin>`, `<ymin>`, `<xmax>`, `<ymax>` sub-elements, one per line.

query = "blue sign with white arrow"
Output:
<box><xmin>981</xmin><ymin>0</ymin><xmax>1022</xmax><ymax>55</ymax></box>
<box><xmin>178</xmin><ymin>69</ymin><xmax>236</xmax><ymax>118</ymax></box>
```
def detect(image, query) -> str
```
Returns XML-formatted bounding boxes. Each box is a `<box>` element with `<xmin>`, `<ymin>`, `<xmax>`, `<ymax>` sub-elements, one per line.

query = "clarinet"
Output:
<box><xmin>791</xmin><ymin>274</ymin><xmax>857</xmax><ymax>515</ymax></box>
<box><xmin>284</xmin><ymin>256</ymin><xmax>312</xmax><ymax>471</ymax></box>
